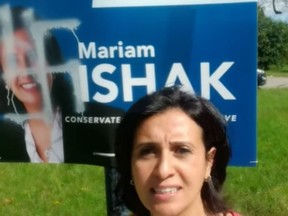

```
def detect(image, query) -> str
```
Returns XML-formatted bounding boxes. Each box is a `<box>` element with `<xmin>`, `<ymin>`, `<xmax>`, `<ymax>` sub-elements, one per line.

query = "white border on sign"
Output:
<box><xmin>92</xmin><ymin>0</ymin><xmax>257</xmax><ymax>8</ymax></box>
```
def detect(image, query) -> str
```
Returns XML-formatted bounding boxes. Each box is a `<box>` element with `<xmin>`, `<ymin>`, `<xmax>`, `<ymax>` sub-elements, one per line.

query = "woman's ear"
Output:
<box><xmin>205</xmin><ymin>147</ymin><xmax>216</xmax><ymax>179</ymax></box>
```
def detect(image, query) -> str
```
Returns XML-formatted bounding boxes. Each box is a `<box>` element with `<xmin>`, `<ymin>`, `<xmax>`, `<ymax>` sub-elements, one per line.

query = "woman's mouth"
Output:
<box><xmin>153</xmin><ymin>187</ymin><xmax>180</xmax><ymax>194</ymax></box>
<box><xmin>21</xmin><ymin>82</ymin><xmax>37</xmax><ymax>90</ymax></box>
<box><xmin>151</xmin><ymin>187</ymin><xmax>181</xmax><ymax>201</ymax></box>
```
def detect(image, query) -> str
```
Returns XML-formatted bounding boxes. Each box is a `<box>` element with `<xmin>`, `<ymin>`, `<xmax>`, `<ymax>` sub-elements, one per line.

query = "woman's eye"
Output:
<box><xmin>175</xmin><ymin>146</ymin><xmax>191</xmax><ymax>155</ymax></box>
<box><xmin>139</xmin><ymin>147</ymin><xmax>154</xmax><ymax>156</ymax></box>
<box><xmin>7</xmin><ymin>54</ymin><xmax>18</xmax><ymax>67</ymax></box>
<box><xmin>26</xmin><ymin>50</ymin><xmax>37</xmax><ymax>66</ymax></box>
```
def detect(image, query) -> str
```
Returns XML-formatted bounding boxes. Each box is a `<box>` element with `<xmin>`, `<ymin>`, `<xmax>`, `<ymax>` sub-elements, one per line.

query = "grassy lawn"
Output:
<box><xmin>0</xmin><ymin>88</ymin><xmax>287</xmax><ymax>215</ymax></box>
<box><xmin>224</xmin><ymin>88</ymin><xmax>288</xmax><ymax>215</ymax></box>
<box><xmin>266</xmin><ymin>65</ymin><xmax>288</xmax><ymax>77</ymax></box>
<box><xmin>0</xmin><ymin>164</ymin><xmax>107</xmax><ymax>215</ymax></box>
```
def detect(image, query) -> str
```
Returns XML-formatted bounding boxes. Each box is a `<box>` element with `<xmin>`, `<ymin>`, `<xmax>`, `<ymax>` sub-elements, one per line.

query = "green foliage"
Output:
<box><xmin>224</xmin><ymin>89</ymin><xmax>288</xmax><ymax>216</ymax></box>
<box><xmin>266</xmin><ymin>64</ymin><xmax>288</xmax><ymax>76</ymax></box>
<box><xmin>258</xmin><ymin>6</ymin><xmax>288</xmax><ymax>69</ymax></box>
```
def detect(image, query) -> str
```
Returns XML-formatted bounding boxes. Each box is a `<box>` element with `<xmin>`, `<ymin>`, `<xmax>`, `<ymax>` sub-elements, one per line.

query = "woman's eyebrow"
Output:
<box><xmin>169</xmin><ymin>140</ymin><xmax>193</xmax><ymax>145</ymax></box>
<box><xmin>134</xmin><ymin>141</ymin><xmax>196</xmax><ymax>149</ymax></box>
<box><xmin>133</xmin><ymin>142</ymin><xmax>157</xmax><ymax>150</ymax></box>
<box><xmin>169</xmin><ymin>141</ymin><xmax>197</xmax><ymax>149</ymax></box>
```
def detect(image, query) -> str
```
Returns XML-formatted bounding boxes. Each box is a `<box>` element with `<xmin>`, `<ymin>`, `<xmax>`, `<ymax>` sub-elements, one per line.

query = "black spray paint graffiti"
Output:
<box><xmin>0</xmin><ymin>4</ymin><xmax>84</xmax><ymax>125</ymax></box>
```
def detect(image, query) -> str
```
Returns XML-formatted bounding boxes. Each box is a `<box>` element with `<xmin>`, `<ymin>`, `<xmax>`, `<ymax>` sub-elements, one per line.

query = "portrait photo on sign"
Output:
<box><xmin>0</xmin><ymin>5</ymin><xmax>123</xmax><ymax>166</ymax></box>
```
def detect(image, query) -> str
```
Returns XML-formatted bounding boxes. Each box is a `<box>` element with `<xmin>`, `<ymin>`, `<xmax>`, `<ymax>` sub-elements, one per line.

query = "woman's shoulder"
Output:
<box><xmin>131</xmin><ymin>212</ymin><xmax>241</xmax><ymax>216</ymax></box>
<box><xmin>226</xmin><ymin>211</ymin><xmax>242</xmax><ymax>216</ymax></box>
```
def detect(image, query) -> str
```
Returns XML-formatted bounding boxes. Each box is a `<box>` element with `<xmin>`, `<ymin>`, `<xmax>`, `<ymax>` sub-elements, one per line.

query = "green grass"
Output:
<box><xmin>266</xmin><ymin>65</ymin><xmax>288</xmax><ymax>77</ymax></box>
<box><xmin>0</xmin><ymin>164</ymin><xmax>107</xmax><ymax>215</ymax></box>
<box><xmin>0</xmin><ymin>89</ymin><xmax>287</xmax><ymax>215</ymax></box>
<box><xmin>224</xmin><ymin>88</ymin><xmax>288</xmax><ymax>215</ymax></box>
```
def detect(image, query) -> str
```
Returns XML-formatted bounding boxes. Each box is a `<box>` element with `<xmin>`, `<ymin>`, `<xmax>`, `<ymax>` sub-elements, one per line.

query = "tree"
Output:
<box><xmin>258</xmin><ymin>6</ymin><xmax>288</xmax><ymax>69</ymax></box>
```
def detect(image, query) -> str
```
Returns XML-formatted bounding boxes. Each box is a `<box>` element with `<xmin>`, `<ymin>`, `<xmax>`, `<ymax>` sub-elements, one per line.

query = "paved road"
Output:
<box><xmin>261</xmin><ymin>76</ymin><xmax>288</xmax><ymax>88</ymax></box>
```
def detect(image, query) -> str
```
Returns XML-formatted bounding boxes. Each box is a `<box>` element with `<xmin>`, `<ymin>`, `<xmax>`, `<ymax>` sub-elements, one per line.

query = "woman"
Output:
<box><xmin>0</xmin><ymin>6</ymin><xmax>76</xmax><ymax>163</ymax></box>
<box><xmin>115</xmin><ymin>86</ymin><xmax>241</xmax><ymax>216</ymax></box>
<box><xmin>0</xmin><ymin>6</ymin><xmax>123</xmax><ymax>166</ymax></box>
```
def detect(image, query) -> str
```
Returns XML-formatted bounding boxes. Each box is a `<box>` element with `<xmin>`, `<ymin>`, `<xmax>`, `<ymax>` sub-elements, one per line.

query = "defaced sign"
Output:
<box><xmin>0</xmin><ymin>0</ymin><xmax>257</xmax><ymax>166</ymax></box>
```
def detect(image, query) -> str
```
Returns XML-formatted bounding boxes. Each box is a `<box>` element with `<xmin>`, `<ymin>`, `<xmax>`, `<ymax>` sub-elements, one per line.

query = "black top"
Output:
<box><xmin>0</xmin><ymin>102</ymin><xmax>124</xmax><ymax>167</ymax></box>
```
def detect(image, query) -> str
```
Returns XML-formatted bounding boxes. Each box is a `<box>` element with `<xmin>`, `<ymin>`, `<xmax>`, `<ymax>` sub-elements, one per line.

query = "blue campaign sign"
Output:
<box><xmin>0</xmin><ymin>0</ymin><xmax>257</xmax><ymax>166</ymax></box>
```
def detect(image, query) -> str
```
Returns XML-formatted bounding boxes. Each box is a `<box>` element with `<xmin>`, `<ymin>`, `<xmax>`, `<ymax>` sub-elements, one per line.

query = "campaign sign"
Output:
<box><xmin>0</xmin><ymin>0</ymin><xmax>257</xmax><ymax>166</ymax></box>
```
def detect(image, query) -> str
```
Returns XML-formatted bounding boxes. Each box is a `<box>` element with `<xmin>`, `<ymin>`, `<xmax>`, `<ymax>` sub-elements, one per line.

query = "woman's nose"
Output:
<box><xmin>18</xmin><ymin>53</ymin><xmax>33</xmax><ymax>69</ymax></box>
<box><xmin>154</xmin><ymin>151</ymin><xmax>174</xmax><ymax>180</ymax></box>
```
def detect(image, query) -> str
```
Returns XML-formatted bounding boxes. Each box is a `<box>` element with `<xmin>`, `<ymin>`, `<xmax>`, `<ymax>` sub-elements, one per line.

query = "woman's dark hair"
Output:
<box><xmin>115</xmin><ymin>86</ymin><xmax>231</xmax><ymax>216</ymax></box>
<box><xmin>0</xmin><ymin>6</ymin><xmax>75</xmax><ymax>114</ymax></box>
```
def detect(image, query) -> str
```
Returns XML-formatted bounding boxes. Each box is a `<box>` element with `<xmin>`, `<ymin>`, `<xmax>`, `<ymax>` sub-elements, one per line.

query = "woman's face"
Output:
<box><xmin>132</xmin><ymin>108</ymin><xmax>215</xmax><ymax>216</ymax></box>
<box><xmin>1</xmin><ymin>29</ymin><xmax>52</xmax><ymax>111</ymax></box>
